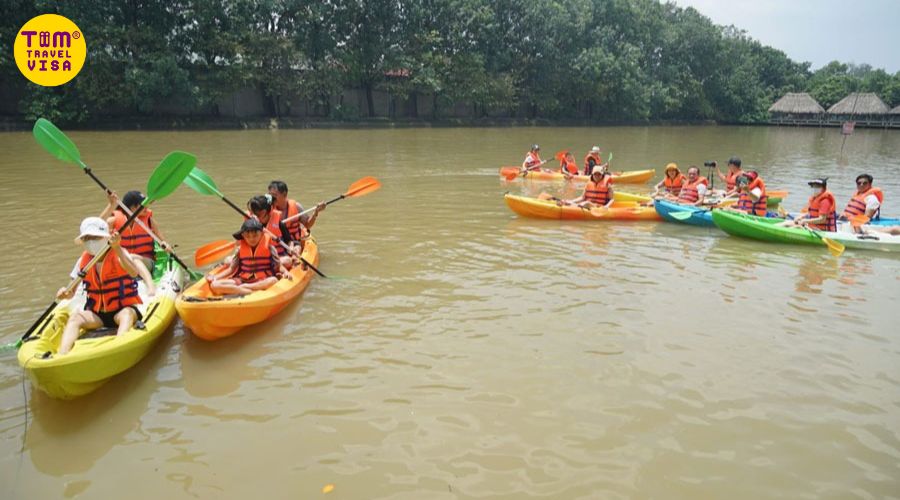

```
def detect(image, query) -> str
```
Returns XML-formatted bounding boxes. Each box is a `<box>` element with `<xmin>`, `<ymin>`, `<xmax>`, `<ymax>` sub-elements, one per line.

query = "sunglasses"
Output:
<box><xmin>856</xmin><ymin>181</ymin><xmax>869</xmax><ymax>186</ymax></box>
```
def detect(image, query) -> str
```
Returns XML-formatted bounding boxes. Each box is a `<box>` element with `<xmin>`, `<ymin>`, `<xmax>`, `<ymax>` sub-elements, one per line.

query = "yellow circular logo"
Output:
<box><xmin>13</xmin><ymin>14</ymin><xmax>86</xmax><ymax>87</ymax></box>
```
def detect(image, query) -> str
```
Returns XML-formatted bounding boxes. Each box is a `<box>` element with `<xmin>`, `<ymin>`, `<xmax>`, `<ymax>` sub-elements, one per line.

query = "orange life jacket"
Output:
<box><xmin>678</xmin><ymin>176</ymin><xmax>709</xmax><ymax>203</ymax></box>
<box><xmin>842</xmin><ymin>186</ymin><xmax>883</xmax><ymax>219</ymax></box>
<box><xmin>806</xmin><ymin>190</ymin><xmax>837</xmax><ymax>232</ymax></box>
<box><xmin>78</xmin><ymin>251</ymin><xmax>142</xmax><ymax>314</ymax></box>
<box><xmin>560</xmin><ymin>157</ymin><xmax>579</xmax><ymax>175</ymax></box>
<box><xmin>112</xmin><ymin>210</ymin><xmax>155</xmax><ymax>260</ymax></box>
<box><xmin>585</xmin><ymin>177</ymin><xmax>612</xmax><ymax>205</ymax></box>
<box><xmin>234</xmin><ymin>236</ymin><xmax>278</xmax><ymax>283</ymax></box>
<box><xmin>524</xmin><ymin>151</ymin><xmax>541</xmax><ymax>167</ymax></box>
<box><xmin>583</xmin><ymin>152</ymin><xmax>602</xmax><ymax>173</ymax></box>
<box><xmin>726</xmin><ymin>170</ymin><xmax>742</xmax><ymax>191</ymax></box>
<box><xmin>736</xmin><ymin>178</ymin><xmax>768</xmax><ymax>216</ymax></box>
<box><xmin>664</xmin><ymin>173</ymin><xmax>686</xmax><ymax>195</ymax></box>
<box><xmin>259</xmin><ymin>209</ymin><xmax>287</xmax><ymax>255</ymax></box>
<box><xmin>281</xmin><ymin>199</ymin><xmax>309</xmax><ymax>242</ymax></box>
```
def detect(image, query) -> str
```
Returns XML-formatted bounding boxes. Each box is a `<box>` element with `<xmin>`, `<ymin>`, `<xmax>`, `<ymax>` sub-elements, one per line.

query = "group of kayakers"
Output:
<box><xmin>55</xmin><ymin>181</ymin><xmax>325</xmax><ymax>355</ymax></box>
<box><xmin>521</xmin><ymin>144</ymin><xmax>892</xmax><ymax>235</ymax></box>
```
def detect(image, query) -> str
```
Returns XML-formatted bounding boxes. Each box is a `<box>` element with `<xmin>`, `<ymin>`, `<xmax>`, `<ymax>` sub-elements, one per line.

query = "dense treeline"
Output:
<box><xmin>2</xmin><ymin>0</ymin><xmax>898</xmax><ymax>125</ymax></box>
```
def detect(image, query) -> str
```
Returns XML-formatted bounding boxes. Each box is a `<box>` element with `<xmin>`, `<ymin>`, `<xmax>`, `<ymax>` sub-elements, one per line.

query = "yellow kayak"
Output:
<box><xmin>505</xmin><ymin>194</ymin><xmax>661</xmax><ymax>221</ymax></box>
<box><xmin>18</xmin><ymin>255</ymin><xmax>185</xmax><ymax>400</ymax></box>
<box><xmin>500</xmin><ymin>167</ymin><xmax>656</xmax><ymax>184</ymax></box>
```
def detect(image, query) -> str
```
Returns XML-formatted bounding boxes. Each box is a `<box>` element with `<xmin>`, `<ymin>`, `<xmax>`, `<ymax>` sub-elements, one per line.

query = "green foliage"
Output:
<box><xmin>3</xmin><ymin>0</ymin><xmax>897</xmax><ymax>123</ymax></box>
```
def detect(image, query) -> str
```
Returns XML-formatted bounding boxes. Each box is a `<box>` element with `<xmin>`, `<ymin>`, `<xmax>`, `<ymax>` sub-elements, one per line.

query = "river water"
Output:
<box><xmin>0</xmin><ymin>125</ymin><xmax>898</xmax><ymax>499</ymax></box>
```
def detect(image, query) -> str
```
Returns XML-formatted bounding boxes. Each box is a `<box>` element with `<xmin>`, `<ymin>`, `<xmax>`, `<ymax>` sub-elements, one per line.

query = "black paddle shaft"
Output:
<box><xmin>79</xmin><ymin>167</ymin><xmax>194</xmax><ymax>273</ymax></box>
<box><xmin>220</xmin><ymin>195</ymin><xmax>328</xmax><ymax>279</ymax></box>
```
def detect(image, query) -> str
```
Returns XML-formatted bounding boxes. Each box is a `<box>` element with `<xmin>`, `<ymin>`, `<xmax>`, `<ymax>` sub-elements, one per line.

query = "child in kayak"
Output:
<box><xmin>726</xmin><ymin>171</ymin><xmax>768</xmax><ymax>216</ymax></box>
<box><xmin>560</xmin><ymin>151</ymin><xmax>579</xmax><ymax>180</ymax></box>
<box><xmin>651</xmin><ymin>163</ymin><xmax>685</xmax><ymax>198</ymax></box>
<box><xmin>247</xmin><ymin>194</ymin><xmax>300</xmax><ymax>268</ymax></box>
<box><xmin>205</xmin><ymin>219</ymin><xmax>292</xmax><ymax>296</ymax></box>
<box><xmin>267</xmin><ymin>180</ymin><xmax>326</xmax><ymax>244</ymax></box>
<box><xmin>100</xmin><ymin>190</ymin><xmax>168</xmax><ymax>270</ymax></box>
<box><xmin>56</xmin><ymin>217</ymin><xmax>145</xmax><ymax>355</ymax></box>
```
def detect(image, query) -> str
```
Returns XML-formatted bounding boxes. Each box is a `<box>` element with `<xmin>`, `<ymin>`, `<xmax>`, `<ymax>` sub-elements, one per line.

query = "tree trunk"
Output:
<box><xmin>365</xmin><ymin>83</ymin><xmax>375</xmax><ymax>117</ymax></box>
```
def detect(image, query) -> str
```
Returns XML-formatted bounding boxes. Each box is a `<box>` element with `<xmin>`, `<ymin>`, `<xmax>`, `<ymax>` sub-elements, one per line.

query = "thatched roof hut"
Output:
<box><xmin>827</xmin><ymin>93</ymin><xmax>890</xmax><ymax>115</ymax></box>
<box><xmin>768</xmin><ymin>93</ymin><xmax>824</xmax><ymax>114</ymax></box>
<box><xmin>891</xmin><ymin>104</ymin><xmax>900</xmax><ymax>115</ymax></box>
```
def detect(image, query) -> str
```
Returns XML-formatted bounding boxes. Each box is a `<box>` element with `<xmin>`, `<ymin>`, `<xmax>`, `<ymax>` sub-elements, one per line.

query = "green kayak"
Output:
<box><xmin>711</xmin><ymin>210</ymin><xmax>825</xmax><ymax>246</ymax></box>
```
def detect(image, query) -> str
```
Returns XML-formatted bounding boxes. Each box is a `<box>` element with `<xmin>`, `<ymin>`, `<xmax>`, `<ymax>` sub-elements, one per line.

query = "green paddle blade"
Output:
<box><xmin>183</xmin><ymin>166</ymin><xmax>223</xmax><ymax>197</ymax></box>
<box><xmin>669</xmin><ymin>210</ymin><xmax>695</xmax><ymax>221</ymax></box>
<box><xmin>145</xmin><ymin>151</ymin><xmax>197</xmax><ymax>203</ymax></box>
<box><xmin>32</xmin><ymin>118</ymin><xmax>84</xmax><ymax>167</ymax></box>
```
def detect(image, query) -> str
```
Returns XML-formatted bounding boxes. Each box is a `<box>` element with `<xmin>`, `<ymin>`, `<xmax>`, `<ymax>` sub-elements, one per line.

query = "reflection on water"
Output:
<box><xmin>1</xmin><ymin>126</ymin><xmax>899</xmax><ymax>498</ymax></box>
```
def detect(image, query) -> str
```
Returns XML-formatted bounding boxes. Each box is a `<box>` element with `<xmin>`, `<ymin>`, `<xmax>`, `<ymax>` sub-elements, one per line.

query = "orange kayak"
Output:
<box><xmin>499</xmin><ymin>167</ymin><xmax>655</xmax><ymax>184</ymax></box>
<box><xmin>175</xmin><ymin>239</ymin><xmax>319</xmax><ymax>340</ymax></box>
<box><xmin>504</xmin><ymin>194</ymin><xmax>661</xmax><ymax>221</ymax></box>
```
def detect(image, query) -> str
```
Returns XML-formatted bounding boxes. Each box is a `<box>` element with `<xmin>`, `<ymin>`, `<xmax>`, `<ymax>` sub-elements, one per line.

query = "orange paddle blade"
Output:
<box><xmin>344</xmin><ymin>176</ymin><xmax>381</xmax><ymax>198</ymax></box>
<box><xmin>500</xmin><ymin>166</ymin><xmax>519</xmax><ymax>177</ymax></box>
<box><xmin>850</xmin><ymin>214</ymin><xmax>870</xmax><ymax>226</ymax></box>
<box><xmin>195</xmin><ymin>239</ymin><xmax>236</xmax><ymax>267</ymax></box>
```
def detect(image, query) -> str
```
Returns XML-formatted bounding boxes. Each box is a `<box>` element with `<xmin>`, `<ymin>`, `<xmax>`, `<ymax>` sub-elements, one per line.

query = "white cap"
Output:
<box><xmin>76</xmin><ymin>217</ymin><xmax>110</xmax><ymax>242</ymax></box>
<box><xmin>591</xmin><ymin>165</ymin><xmax>606</xmax><ymax>176</ymax></box>
<box><xmin>591</xmin><ymin>146</ymin><xmax>600</xmax><ymax>153</ymax></box>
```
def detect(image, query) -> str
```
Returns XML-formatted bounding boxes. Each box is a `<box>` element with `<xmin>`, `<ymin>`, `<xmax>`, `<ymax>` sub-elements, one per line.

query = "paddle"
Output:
<box><xmin>32</xmin><ymin>118</ymin><xmax>200</xmax><ymax>280</ymax></box>
<box><xmin>182</xmin><ymin>166</ymin><xmax>327</xmax><ymax>278</ymax></box>
<box><xmin>806</xmin><ymin>229</ymin><xmax>845</xmax><ymax>257</ymax></box>
<box><xmin>4</xmin><ymin>151</ymin><xmax>196</xmax><ymax>353</ymax></box>
<box><xmin>281</xmin><ymin>176</ymin><xmax>382</xmax><ymax>223</ymax></box>
<box><xmin>669</xmin><ymin>209</ymin><xmax>700</xmax><ymax>221</ymax></box>
<box><xmin>195</xmin><ymin>240</ymin><xmax>236</xmax><ymax>267</ymax></box>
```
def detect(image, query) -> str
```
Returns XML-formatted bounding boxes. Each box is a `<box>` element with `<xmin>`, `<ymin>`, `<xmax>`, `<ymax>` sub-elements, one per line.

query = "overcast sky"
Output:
<box><xmin>672</xmin><ymin>0</ymin><xmax>900</xmax><ymax>73</ymax></box>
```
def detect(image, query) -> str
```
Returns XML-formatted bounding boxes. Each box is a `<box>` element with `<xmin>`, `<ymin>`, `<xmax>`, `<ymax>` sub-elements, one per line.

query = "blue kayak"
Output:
<box><xmin>656</xmin><ymin>198</ymin><xmax>900</xmax><ymax>229</ymax></box>
<box><xmin>654</xmin><ymin>199</ymin><xmax>714</xmax><ymax>227</ymax></box>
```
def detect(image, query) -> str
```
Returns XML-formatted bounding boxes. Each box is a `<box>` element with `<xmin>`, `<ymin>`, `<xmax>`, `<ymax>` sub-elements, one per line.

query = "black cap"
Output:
<box><xmin>807</xmin><ymin>177</ymin><xmax>828</xmax><ymax>186</ymax></box>
<box><xmin>728</xmin><ymin>156</ymin><xmax>741</xmax><ymax>167</ymax></box>
<box><xmin>232</xmin><ymin>218</ymin><xmax>264</xmax><ymax>240</ymax></box>
<box><xmin>123</xmin><ymin>190</ymin><xmax>145</xmax><ymax>208</ymax></box>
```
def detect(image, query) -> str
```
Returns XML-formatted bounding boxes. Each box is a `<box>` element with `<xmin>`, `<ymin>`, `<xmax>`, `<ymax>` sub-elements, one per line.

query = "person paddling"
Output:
<box><xmin>582</xmin><ymin>146</ymin><xmax>607</xmax><ymax>175</ymax></box>
<box><xmin>727</xmin><ymin>171</ymin><xmax>768</xmax><ymax>216</ymax></box>
<box><xmin>247</xmin><ymin>194</ymin><xmax>298</xmax><ymax>267</ymax></box>
<box><xmin>841</xmin><ymin>174</ymin><xmax>883</xmax><ymax>223</ymax></box>
<box><xmin>714</xmin><ymin>157</ymin><xmax>743</xmax><ymax>196</ymax></box>
<box><xmin>652</xmin><ymin>163</ymin><xmax>685</xmax><ymax>198</ymax></box>
<box><xmin>101</xmin><ymin>190</ymin><xmax>168</xmax><ymax>270</ymax></box>
<box><xmin>674</xmin><ymin>166</ymin><xmax>709</xmax><ymax>206</ymax></box>
<box><xmin>560</xmin><ymin>151</ymin><xmax>579</xmax><ymax>179</ymax></box>
<box><xmin>267</xmin><ymin>180</ymin><xmax>326</xmax><ymax>243</ymax></box>
<box><xmin>56</xmin><ymin>217</ymin><xmax>144</xmax><ymax>355</ymax></box>
<box><xmin>205</xmin><ymin>219</ymin><xmax>291</xmax><ymax>296</ymax></box>
<box><xmin>520</xmin><ymin>144</ymin><xmax>547</xmax><ymax>174</ymax></box>
<box><xmin>563</xmin><ymin>165</ymin><xmax>614</xmax><ymax>208</ymax></box>
<box><xmin>781</xmin><ymin>178</ymin><xmax>837</xmax><ymax>232</ymax></box>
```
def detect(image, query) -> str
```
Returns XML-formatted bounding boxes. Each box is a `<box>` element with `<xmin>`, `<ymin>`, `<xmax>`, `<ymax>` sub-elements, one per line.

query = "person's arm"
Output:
<box><xmin>749</xmin><ymin>187</ymin><xmax>762</xmax><ymax>201</ymax></box>
<box><xmin>693</xmin><ymin>184</ymin><xmax>708</xmax><ymax>206</ymax></box>
<box><xmin>111</xmin><ymin>232</ymin><xmax>139</xmax><ymax>277</ymax></box>
<box><xmin>99</xmin><ymin>191</ymin><xmax>118</xmax><ymax>219</ymax></box>
<box><xmin>300</xmin><ymin>202</ymin><xmax>325</xmax><ymax>229</ymax></box>
<box><xmin>148</xmin><ymin>217</ymin><xmax>169</xmax><ymax>251</ymax></box>
<box><xmin>651</xmin><ymin>179</ymin><xmax>665</xmax><ymax>196</ymax></box>
<box><xmin>207</xmin><ymin>252</ymin><xmax>238</xmax><ymax>282</ymax></box>
<box><xmin>714</xmin><ymin>163</ymin><xmax>727</xmax><ymax>182</ymax></box>
<box><xmin>801</xmin><ymin>200</ymin><xmax>832</xmax><ymax>226</ymax></box>
<box><xmin>604</xmin><ymin>186</ymin><xmax>615</xmax><ymax>208</ymax></box>
<box><xmin>865</xmin><ymin>194</ymin><xmax>880</xmax><ymax>218</ymax></box>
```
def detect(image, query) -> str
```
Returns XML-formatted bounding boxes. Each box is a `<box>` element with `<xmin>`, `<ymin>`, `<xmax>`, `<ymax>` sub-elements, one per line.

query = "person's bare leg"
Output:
<box><xmin>58</xmin><ymin>310</ymin><xmax>102</xmax><ymax>355</ymax></box>
<box><xmin>114</xmin><ymin>307</ymin><xmax>137</xmax><ymax>335</ymax></box>
<box><xmin>133</xmin><ymin>256</ymin><xmax>157</xmax><ymax>296</ymax></box>
<box><xmin>242</xmin><ymin>277</ymin><xmax>279</xmax><ymax>291</ymax></box>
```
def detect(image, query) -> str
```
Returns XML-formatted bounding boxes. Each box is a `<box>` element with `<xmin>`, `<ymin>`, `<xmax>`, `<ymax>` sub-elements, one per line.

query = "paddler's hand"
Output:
<box><xmin>160</xmin><ymin>241</ymin><xmax>172</xmax><ymax>253</ymax></box>
<box><xmin>56</xmin><ymin>287</ymin><xmax>74</xmax><ymax>300</ymax></box>
<box><xmin>109</xmin><ymin>231</ymin><xmax>121</xmax><ymax>249</ymax></box>
<box><xmin>107</xmin><ymin>190</ymin><xmax>119</xmax><ymax>206</ymax></box>
<box><xmin>315</xmin><ymin>202</ymin><xmax>326</xmax><ymax>213</ymax></box>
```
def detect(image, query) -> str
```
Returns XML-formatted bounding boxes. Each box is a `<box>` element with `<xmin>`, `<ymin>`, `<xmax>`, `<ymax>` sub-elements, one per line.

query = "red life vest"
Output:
<box><xmin>112</xmin><ymin>210</ymin><xmax>155</xmax><ymax>260</ymax></box>
<box><xmin>257</xmin><ymin>209</ymin><xmax>286</xmax><ymax>255</ymax></box>
<box><xmin>78</xmin><ymin>251</ymin><xmax>142</xmax><ymax>314</ymax></box>
<box><xmin>842</xmin><ymin>186</ymin><xmax>883</xmax><ymax>219</ymax></box>
<box><xmin>806</xmin><ymin>191</ymin><xmax>837</xmax><ymax>232</ymax></box>
<box><xmin>664</xmin><ymin>173</ymin><xmax>686</xmax><ymax>195</ymax></box>
<box><xmin>585</xmin><ymin>177</ymin><xmax>612</xmax><ymax>205</ymax></box>
<box><xmin>726</xmin><ymin>170</ymin><xmax>742</xmax><ymax>191</ymax></box>
<box><xmin>583</xmin><ymin>152</ymin><xmax>602</xmax><ymax>174</ymax></box>
<box><xmin>560</xmin><ymin>157</ymin><xmax>579</xmax><ymax>175</ymax></box>
<box><xmin>678</xmin><ymin>177</ymin><xmax>709</xmax><ymax>203</ymax></box>
<box><xmin>281</xmin><ymin>199</ymin><xmax>309</xmax><ymax>242</ymax></box>
<box><xmin>524</xmin><ymin>151</ymin><xmax>541</xmax><ymax>167</ymax></box>
<box><xmin>234</xmin><ymin>236</ymin><xmax>278</xmax><ymax>283</ymax></box>
<box><xmin>736</xmin><ymin>178</ymin><xmax>768</xmax><ymax>216</ymax></box>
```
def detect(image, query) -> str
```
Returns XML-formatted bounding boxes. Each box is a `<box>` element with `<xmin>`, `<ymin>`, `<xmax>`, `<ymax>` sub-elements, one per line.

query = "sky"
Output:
<box><xmin>672</xmin><ymin>0</ymin><xmax>900</xmax><ymax>73</ymax></box>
